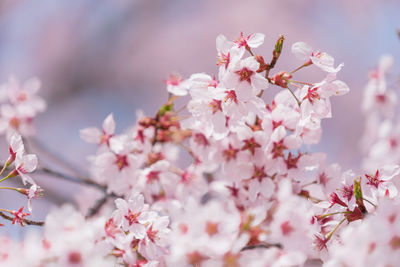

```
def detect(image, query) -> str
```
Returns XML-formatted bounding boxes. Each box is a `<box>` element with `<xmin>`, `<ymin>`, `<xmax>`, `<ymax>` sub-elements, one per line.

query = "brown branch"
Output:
<box><xmin>23</xmin><ymin>138</ymin><xmax>107</xmax><ymax>192</ymax></box>
<box><xmin>258</xmin><ymin>35</ymin><xmax>285</xmax><ymax>97</ymax></box>
<box><xmin>85</xmin><ymin>191</ymin><xmax>122</xmax><ymax>218</ymax></box>
<box><xmin>37</xmin><ymin>167</ymin><xmax>107</xmax><ymax>191</ymax></box>
<box><xmin>27</xmin><ymin>137</ymin><xmax>87</xmax><ymax>177</ymax></box>
<box><xmin>265</xmin><ymin>35</ymin><xmax>284</xmax><ymax>78</ymax></box>
<box><xmin>242</xmin><ymin>242</ymin><xmax>282</xmax><ymax>251</ymax></box>
<box><xmin>0</xmin><ymin>211</ymin><xmax>44</xmax><ymax>226</ymax></box>
<box><xmin>85</xmin><ymin>194</ymin><xmax>109</xmax><ymax>218</ymax></box>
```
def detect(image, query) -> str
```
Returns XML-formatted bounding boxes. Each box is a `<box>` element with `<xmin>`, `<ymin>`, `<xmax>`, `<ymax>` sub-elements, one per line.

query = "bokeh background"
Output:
<box><xmin>0</xmin><ymin>0</ymin><xmax>399</xmax><ymax>238</ymax></box>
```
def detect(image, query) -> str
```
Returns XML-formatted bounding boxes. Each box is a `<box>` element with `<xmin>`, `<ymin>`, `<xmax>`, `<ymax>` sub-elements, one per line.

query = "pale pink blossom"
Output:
<box><xmin>27</xmin><ymin>184</ymin><xmax>44</xmax><ymax>212</ymax></box>
<box><xmin>165</xmin><ymin>73</ymin><xmax>191</xmax><ymax>96</ymax></box>
<box><xmin>291</xmin><ymin>42</ymin><xmax>344</xmax><ymax>73</ymax></box>
<box><xmin>80</xmin><ymin>113</ymin><xmax>116</xmax><ymax>146</ymax></box>
<box><xmin>234</xmin><ymin>32</ymin><xmax>266</xmax><ymax>49</ymax></box>
<box><xmin>6</xmin><ymin>76</ymin><xmax>46</xmax><ymax>117</ymax></box>
<box><xmin>112</xmin><ymin>194</ymin><xmax>154</xmax><ymax>238</ymax></box>
<box><xmin>222</xmin><ymin>56</ymin><xmax>269</xmax><ymax>101</ymax></box>
<box><xmin>13</xmin><ymin>150</ymin><xmax>38</xmax><ymax>185</ymax></box>
<box><xmin>216</xmin><ymin>34</ymin><xmax>244</xmax><ymax>77</ymax></box>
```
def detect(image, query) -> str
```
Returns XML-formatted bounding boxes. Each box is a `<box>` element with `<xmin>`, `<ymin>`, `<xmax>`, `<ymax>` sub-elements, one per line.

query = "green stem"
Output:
<box><xmin>318</xmin><ymin>211</ymin><xmax>351</xmax><ymax>220</ymax></box>
<box><xmin>286</xmin><ymin>86</ymin><xmax>302</xmax><ymax>107</ymax></box>
<box><xmin>289</xmin><ymin>62</ymin><xmax>311</xmax><ymax>75</ymax></box>
<box><xmin>362</xmin><ymin>198</ymin><xmax>377</xmax><ymax>208</ymax></box>
<box><xmin>0</xmin><ymin>171</ymin><xmax>17</xmax><ymax>183</ymax></box>
<box><xmin>0</xmin><ymin>186</ymin><xmax>19</xmax><ymax>191</ymax></box>
<box><xmin>288</xmin><ymin>80</ymin><xmax>314</xmax><ymax>86</ymax></box>
<box><xmin>326</xmin><ymin>218</ymin><xmax>346</xmax><ymax>240</ymax></box>
<box><xmin>0</xmin><ymin>162</ymin><xmax>10</xmax><ymax>177</ymax></box>
<box><xmin>301</xmin><ymin>181</ymin><xmax>317</xmax><ymax>188</ymax></box>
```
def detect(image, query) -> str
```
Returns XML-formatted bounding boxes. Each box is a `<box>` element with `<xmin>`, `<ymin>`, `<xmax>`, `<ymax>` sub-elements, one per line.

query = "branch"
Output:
<box><xmin>241</xmin><ymin>242</ymin><xmax>282</xmax><ymax>251</ymax></box>
<box><xmin>85</xmin><ymin>194</ymin><xmax>109</xmax><ymax>218</ymax></box>
<box><xmin>258</xmin><ymin>35</ymin><xmax>284</xmax><ymax>97</ymax></box>
<box><xmin>85</xmin><ymin>191</ymin><xmax>122</xmax><ymax>218</ymax></box>
<box><xmin>266</xmin><ymin>35</ymin><xmax>284</xmax><ymax>78</ymax></box>
<box><xmin>24</xmin><ymin>137</ymin><xmax>107</xmax><ymax>192</ymax></box>
<box><xmin>37</xmin><ymin>167</ymin><xmax>107</xmax><ymax>191</ymax></box>
<box><xmin>0</xmin><ymin>211</ymin><xmax>44</xmax><ymax>226</ymax></box>
<box><xmin>27</xmin><ymin>137</ymin><xmax>87</xmax><ymax>176</ymax></box>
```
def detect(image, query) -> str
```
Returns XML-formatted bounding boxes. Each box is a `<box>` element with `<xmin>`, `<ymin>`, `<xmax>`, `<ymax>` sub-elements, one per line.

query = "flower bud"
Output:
<box><xmin>255</xmin><ymin>55</ymin><xmax>268</xmax><ymax>73</ymax></box>
<box><xmin>138</xmin><ymin>117</ymin><xmax>156</xmax><ymax>128</ymax></box>
<box><xmin>271</xmin><ymin>71</ymin><xmax>292</xmax><ymax>88</ymax></box>
<box><xmin>273</xmin><ymin>35</ymin><xmax>285</xmax><ymax>58</ymax></box>
<box><xmin>329</xmin><ymin>192</ymin><xmax>347</xmax><ymax>207</ymax></box>
<box><xmin>354</xmin><ymin>178</ymin><xmax>367</xmax><ymax>213</ymax></box>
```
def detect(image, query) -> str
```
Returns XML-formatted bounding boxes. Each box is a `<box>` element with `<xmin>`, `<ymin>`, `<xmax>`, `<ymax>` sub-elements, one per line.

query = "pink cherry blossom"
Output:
<box><xmin>164</xmin><ymin>73</ymin><xmax>191</xmax><ymax>96</ymax></box>
<box><xmin>113</xmin><ymin>194</ymin><xmax>154</xmax><ymax>238</ymax></box>
<box><xmin>216</xmin><ymin>34</ymin><xmax>244</xmax><ymax>74</ymax></box>
<box><xmin>222</xmin><ymin>56</ymin><xmax>269</xmax><ymax>101</ymax></box>
<box><xmin>291</xmin><ymin>41</ymin><xmax>344</xmax><ymax>73</ymax></box>
<box><xmin>80</xmin><ymin>113</ymin><xmax>116</xmax><ymax>146</ymax></box>
<box><xmin>10</xmin><ymin>207</ymin><xmax>30</xmax><ymax>226</ymax></box>
<box><xmin>13</xmin><ymin>150</ymin><xmax>38</xmax><ymax>185</ymax></box>
<box><xmin>234</xmin><ymin>32</ymin><xmax>265</xmax><ymax>50</ymax></box>
<box><xmin>26</xmin><ymin>184</ymin><xmax>44</xmax><ymax>212</ymax></box>
<box><xmin>5</xmin><ymin>132</ymin><xmax>24</xmax><ymax>165</ymax></box>
<box><xmin>5</xmin><ymin>76</ymin><xmax>46</xmax><ymax>117</ymax></box>
<box><xmin>364</xmin><ymin>165</ymin><xmax>400</xmax><ymax>199</ymax></box>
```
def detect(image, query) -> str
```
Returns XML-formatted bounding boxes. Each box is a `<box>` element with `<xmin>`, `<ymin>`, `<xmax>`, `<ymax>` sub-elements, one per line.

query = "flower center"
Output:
<box><xmin>235</xmin><ymin>67</ymin><xmax>254</xmax><ymax>83</ymax></box>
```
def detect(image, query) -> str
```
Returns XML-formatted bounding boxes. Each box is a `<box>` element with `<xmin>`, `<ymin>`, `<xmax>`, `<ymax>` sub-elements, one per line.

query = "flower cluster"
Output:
<box><xmin>0</xmin><ymin>33</ymin><xmax>399</xmax><ymax>267</ymax></box>
<box><xmin>0</xmin><ymin>133</ymin><xmax>41</xmax><ymax>225</ymax></box>
<box><xmin>104</xmin><ymin>194</ymin><xmax>171</xmax><ymax>265</ymax></box>
<box><xmin>0</xmin><ymin>76</ymin><xmax>46</xmax><ymax>137</ymax></box>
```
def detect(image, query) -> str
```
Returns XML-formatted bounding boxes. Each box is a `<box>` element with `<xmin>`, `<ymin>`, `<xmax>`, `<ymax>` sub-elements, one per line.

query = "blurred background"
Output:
<box><xmin>0</xmin><ymin>0</ymin><xmax>399</xmax><ymax>237</ymax></box>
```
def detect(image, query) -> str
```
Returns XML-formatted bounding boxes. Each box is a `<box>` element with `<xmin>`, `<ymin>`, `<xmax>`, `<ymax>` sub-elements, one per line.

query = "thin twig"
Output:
<box><xmin>242</xmin><ymin>242</ymin><xmax>282</xmax><ymax>251</ymax></box>
<box><xmin>362</xmin><ymin>197</ymin><xmax>377</xmax><ymax>208</ymax></box>
<box><xmin>288</xmin><ymin>80</ymin><xmax>313</xmax><ymax>86</ymax></box>
<box><xmin>0</xmin><ymin>211</ymin><xmax>44</xmax><ymax>226</ymax></box>
<box><xmin>258</xmin><ymin>35</ymin><xmax>284</xmax><ymax>97</ymax></box>
<box><xmin>86</xmin><ymin>191</ymin><xmax>122</xmax><ymax>218</ymax></box>
<box><xmin>86</xmin><ymin>194</ymin><xmax>109</xmax><ymax>218</ymax></box>
<box><xmin>37</xmin><ymin>167</ymin><xmax>106</xmax><ymax>191</ymax></box>
<box><xmin>27</xmin><ymin>137</ymin><xmax>87</xmax><ymax>176</ymax></box>
<box><xmin>286</xmin><ymin>86</ymin><xmax>302</xmax><ymax>107</ymax></box>
<box><xmin>288</xmin><ymin>62</ymin><xmax>311</xmax><ymax>75</ymax></box>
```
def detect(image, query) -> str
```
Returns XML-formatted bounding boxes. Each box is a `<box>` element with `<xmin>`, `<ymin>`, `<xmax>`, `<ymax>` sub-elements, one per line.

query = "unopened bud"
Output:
<box><xmin>158</xmin><ymin>113</ymin><xmax>179</xmax><ymax>129</ymax></box>
<box><xmin>156</xmin><ymin>129</ymin><xmax>172</xmax><ymax>143</ymax></box>
<box><xmin>158</xmin><ymin>97</ymin><xmax>177</xmax><ymax>117</ymax></box>
<box><xmin>271</xmin><ymin>71</ymin><xmax>292</xmax><ymax>88</ymax></box>
<box><xmin>138</xmin><ymin>117</ymin><xmax>156</xmax><ymax>128</ymax></box>
<box><xmin>329</xmin><ymin>192</ymin><xmax>347</xmax><ymax>208</ymax></box>
<box><xmin>354</xmin><ymin>178</ymin><xmax>367</xmax><ymax>213</ymax></box>
<box><xmin>255</xmin><ymin>55</ymin><xmax>268</xmax><ymax>73</ymax></box>
<box><xmin>273</xmin><ymin>35</ymin><xmax>285</xmax><ymax>58</ymax></box>
<box><xmin>158</xmin><ymin>105</ymin><xmax>173</xmax><ymax>117</ymax></box>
